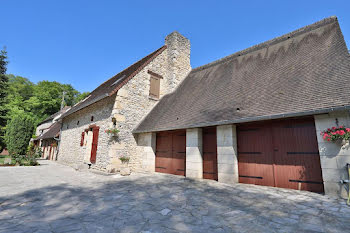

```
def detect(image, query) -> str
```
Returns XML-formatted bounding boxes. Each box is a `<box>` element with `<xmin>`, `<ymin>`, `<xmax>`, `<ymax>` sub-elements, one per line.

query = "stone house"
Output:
<box><xmin>34</xmin><ymin>106</ymin><xmax>70</xmax><ymax>160</ymax></box>
<box><xmin>57</xmin><ymin>16</ymin><xmax>350</xmax><ymax>198</ymax></box>
<box><xmin>57</xmin><ymin>31</ymin><xmax>191</xmax><ymax>172</ymax></box>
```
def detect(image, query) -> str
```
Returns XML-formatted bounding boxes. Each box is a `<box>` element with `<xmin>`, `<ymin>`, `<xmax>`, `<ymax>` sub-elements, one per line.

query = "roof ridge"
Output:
<box><xmin>191</xmin><ymin>16</ymin><xmax>338</xmax><ymax>73</ymax></box>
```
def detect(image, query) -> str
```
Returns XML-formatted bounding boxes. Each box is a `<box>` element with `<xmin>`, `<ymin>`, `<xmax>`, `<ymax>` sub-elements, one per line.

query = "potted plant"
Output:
<box><xmin>105</xmin><ymin>128</ymin><xmax>120</xmax><ymax>136</ymax></box>
<box><xmin>321</xmin><ymin>126</ymin><xmax>350</xmax><ymax>145</ymax></box>
<box><xmin>119</xmin><ymin>155</ymin><xmax>131</xmax><ymax>176</ymax></box>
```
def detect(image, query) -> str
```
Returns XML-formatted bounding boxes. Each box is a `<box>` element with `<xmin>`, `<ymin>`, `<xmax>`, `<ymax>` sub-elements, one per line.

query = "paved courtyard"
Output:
<box><xmin>0</xmin><ymin>160</ymin><xmax>349</xmax><ymax>233</ymax></box>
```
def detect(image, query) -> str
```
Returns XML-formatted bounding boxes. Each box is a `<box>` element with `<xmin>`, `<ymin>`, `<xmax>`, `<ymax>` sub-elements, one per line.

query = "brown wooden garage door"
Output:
<box><xmin>155</xmin><ymin>130</ymin><xmax>186</xmax><ymax>176</ymax></box>
<box><xmin>237</xmin><ymin>118</ymin><xmax>324</xmax><ymax>193</ymax></box>
<box><xmin>203</xmin><ymin>127</ymin><xmax>218</xmax><ymax>180</ymax></box>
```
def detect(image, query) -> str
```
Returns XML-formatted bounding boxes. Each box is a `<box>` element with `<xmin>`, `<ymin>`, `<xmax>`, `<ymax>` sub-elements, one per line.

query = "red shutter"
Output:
<box><xmin>90</xmin><ymin>127</ymin><xmax>99</xmax><ymax>163</ymax></box>
<box><xmin>80</xmin><ymin>132</ymin><xmax>85</xmax><ymax>146</ymax></box>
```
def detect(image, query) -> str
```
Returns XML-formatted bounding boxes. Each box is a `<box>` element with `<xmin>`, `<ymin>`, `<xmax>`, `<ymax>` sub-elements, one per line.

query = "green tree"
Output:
<box><xmin>5</xmin><ymin>115</ymin><xmax>34</xmax><ymax>156</ymax></box>
<box><xmin>0</xmin><ymin>48</ymin><xmax>8</xmax><ymax>152</ymax></box>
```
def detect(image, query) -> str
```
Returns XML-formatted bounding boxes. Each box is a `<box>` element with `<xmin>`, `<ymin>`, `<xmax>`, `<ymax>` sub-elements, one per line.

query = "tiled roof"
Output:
<box><xmin>38</xmin><ymin>106</ymin><xmax>71</xmax><ymax>125</ymax></box>
<box><xmin>134</xmin><ymin>16</ymin><xmax>350</xmax><ymax>133</ymax></box>
<box><xmin>36</xmin><ymin>122</ymin><xmax>61</xmax><ymax>140</ymax></box>
<box><xmin>60</xmin><ymin>46</ymin><xmax>167</xmax><ymax>119</ymax></box>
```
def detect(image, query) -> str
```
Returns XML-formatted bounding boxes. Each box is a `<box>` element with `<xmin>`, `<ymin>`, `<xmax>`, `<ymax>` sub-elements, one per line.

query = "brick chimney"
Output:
<box><xmin>165</xmin><ymin>31</ymin><xmax>191</xmax><ymax>92</ymax></box>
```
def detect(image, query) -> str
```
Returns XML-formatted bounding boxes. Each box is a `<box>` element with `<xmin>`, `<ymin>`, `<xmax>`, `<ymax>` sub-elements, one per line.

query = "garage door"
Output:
<box><xmin>237</xmin><ymin>118</ymin><xmax>324</xmax><ymax>193</ymax></box>
<box><xmin>155</xmin><ymin>130</ymin><xmax>186</xmax><ymax>176</ymax></box>
<box><xmin>203</xmin><ymin>127</ymin><xmax>218</xmax><ymax>180</ymax></box>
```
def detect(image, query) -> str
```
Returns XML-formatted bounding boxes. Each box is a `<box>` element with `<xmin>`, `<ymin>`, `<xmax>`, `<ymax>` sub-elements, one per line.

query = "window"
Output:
<box><xmin>149</xmin><ymin>76</ymin><xmax>160</xmax><ymax>99</ymax></box>
<box><xmin>91</xmin><ymin>116</ymin><xmax>94</xmax><ymax>121</ymax></box>
<box><xmin>148</xmin><ymin>70</ymin><xmax>162</xmax><ymax>99</ymax></box>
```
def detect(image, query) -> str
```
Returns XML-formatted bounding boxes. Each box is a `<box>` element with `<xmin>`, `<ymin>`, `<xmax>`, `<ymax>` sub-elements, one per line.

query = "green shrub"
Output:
<box><xmin>5</xmin><ymin>115</ymin><xmax>34</xmax><ymax>157</ymax></box>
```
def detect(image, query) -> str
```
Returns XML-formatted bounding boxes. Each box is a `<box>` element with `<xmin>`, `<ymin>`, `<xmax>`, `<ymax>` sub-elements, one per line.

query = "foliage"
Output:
<box><xmin>5</xmin><ymin>74</ymin><xmax>86</xmax><ymax>127</ymax></box>
<box><xmin>0</xmin><ymin>48</ymin><xmax>8</xmax><ymax>152</ymax></box>
<box><xmin>321</xmin><ymin>126</ymin><xmax>350</xmax><ymax>142</ymax></box>
<box><xmin>75</xmin><ymin>92</ymin><xmax>90</xmax><ymax>103</ymax></box>
<box><xmin>27</xmin><ymin>142</ymin><xmax>42</xmax><ymax>158</ymax></box>
<box><xmin>119</xmin><ymin>155</ymin><xmax>130</xmax><ymax>164</ymax></box>
<box><xmin>5</xmin><ymin>115</ymin><xmax>34</xmax><ymax>156</ymax></box>
<box><xmin>105</xmin><ymin>128</ymin><xmax>120</xmax><ymax>135</ymax></box>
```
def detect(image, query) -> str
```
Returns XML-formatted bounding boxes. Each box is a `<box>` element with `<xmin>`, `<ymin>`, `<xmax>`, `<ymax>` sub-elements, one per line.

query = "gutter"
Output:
<box><xmin>132</xmin><ymin>105</ymin><xmax>350</xmax><ymax>134</ymax></box>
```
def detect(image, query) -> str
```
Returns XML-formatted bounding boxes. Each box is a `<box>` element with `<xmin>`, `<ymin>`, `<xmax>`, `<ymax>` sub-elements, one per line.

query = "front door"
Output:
<box><xmin>90</xmin><ymin>126</ymin><xmax>100</xmax><ymax>164</ymax></box>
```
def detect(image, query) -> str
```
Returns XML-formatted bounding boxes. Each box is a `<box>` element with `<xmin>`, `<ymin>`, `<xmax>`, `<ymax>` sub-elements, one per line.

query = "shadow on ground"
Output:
<box><xmin>0</xmin><ymin>172</ymin><xmax>349</xmax><ymax>233</ymax></box>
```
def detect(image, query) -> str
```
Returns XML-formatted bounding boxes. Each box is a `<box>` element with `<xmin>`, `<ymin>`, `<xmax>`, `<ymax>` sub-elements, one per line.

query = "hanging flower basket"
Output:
<box><xmin>105</xmin><ymin>128</ymin><xmax>120</xmax><ymax>136</ymax></box>
<box><xmin>321</xmin><ymin>126</ymin><xmax>350</xmax><ymax>144</ymax></box>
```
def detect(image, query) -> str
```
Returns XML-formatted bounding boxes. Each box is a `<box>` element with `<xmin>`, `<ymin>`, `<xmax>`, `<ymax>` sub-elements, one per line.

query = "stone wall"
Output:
<box><xmin>57</xmin><ymin>31</ymin><xmax>191</xmax><ymax>173</ymax></box>
<box><xmin>314</xmin><ymin>111</ymin><xmax>350</xmax><ymax>198</ymax></box>
<box><xmin>111</xmin><ymin>32</ymin><xmax>191</xmax><ymax>172</ymax></box>
<box><xmin>138</xmin><ymin>132</ymin><xmax>156</xmax><ymax>172</ymax></box>
<box><xmin>57</xmin><ymin>96</ymin><xmax>115</xmax><ymax>171</ymax></box>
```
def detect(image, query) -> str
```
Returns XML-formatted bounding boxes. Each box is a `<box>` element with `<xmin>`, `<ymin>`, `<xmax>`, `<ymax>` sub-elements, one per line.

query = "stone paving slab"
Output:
<box><xmin>0</xmin><ymin>160</ymin><xmax>349</xmax><ymax>233</ymax></box>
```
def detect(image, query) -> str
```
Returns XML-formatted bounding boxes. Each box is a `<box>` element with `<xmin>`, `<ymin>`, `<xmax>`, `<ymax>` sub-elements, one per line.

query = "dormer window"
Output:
<box><xmin>148</xmin><ymin>70</ymin><xmax>162</xmax><ymax>99</ymax></box>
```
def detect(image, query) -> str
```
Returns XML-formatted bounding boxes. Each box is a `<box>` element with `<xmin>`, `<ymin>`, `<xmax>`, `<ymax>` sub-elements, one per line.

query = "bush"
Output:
<box><xmin>5</xmin><ymin>115</ymin><xmax>34</xmax><ymax>156</ymax></box>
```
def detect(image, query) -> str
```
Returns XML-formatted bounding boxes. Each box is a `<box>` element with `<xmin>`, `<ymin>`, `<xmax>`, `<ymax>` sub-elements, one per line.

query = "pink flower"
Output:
<box><xmin>346</xmin><ymin>128</ymin><xmax>350</xmax><ymax>132</ymax></box>
<box><xmin>327</xmin><ymin>138</ymin><xmax>331</xmax><ymax>141</ymax></box>
<box><xmin>332</xmin><ymin>127</ymin><xmax>336</xmax><ymax>130</ymax></box>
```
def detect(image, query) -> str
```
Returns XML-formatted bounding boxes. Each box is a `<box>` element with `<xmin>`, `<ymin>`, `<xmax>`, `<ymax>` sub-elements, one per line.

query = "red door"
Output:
<box><xmin>90</xmin><ymin>126</ymin><xmax>100</xmax><ymax>163</ymax></box>
<box><xmin>237</xmin><ymin>118</ymin><xmax>324</xmax><ymax>193</ymax></box>
<box><xmin>155</xmin><ymin>130</ymin><xmax>186</xmax><ymax>176</ymax></box>
<box><xmin>272</xmin><ymin>119</ymin><xmax>324</xmax><ymax>193</ymax></box>
<box><xmin>203</xmin><ymin>127</ymin><xmax>218</xmax><ymax>180</ymax></box>
<box><xmin>172</xmin><ymin>130</ymin><xmax>186</xmax><ymax>176</ymax></box>
<box><xmin>155</xmin><ymin>131</ymin><xmax>173</xmax><ymax>174</ymax></box>
<box><xmin>237</xmin><ymin>122</ymin><xmax>275</xmax><ymax>186</ymax></box>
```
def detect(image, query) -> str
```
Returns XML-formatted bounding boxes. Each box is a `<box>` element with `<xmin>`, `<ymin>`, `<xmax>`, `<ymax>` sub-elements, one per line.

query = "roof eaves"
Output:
<box><xmin>132</xmin><ymin>104</ymin><xmax>350</xmax><ymax>134</ymax></box>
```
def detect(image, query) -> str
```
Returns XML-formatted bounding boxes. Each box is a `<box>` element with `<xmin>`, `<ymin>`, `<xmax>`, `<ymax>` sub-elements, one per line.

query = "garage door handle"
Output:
<box><xmin>274</xmin><ymin>148</ymin><xmax>278</xmax><ymax>151</ymax></box>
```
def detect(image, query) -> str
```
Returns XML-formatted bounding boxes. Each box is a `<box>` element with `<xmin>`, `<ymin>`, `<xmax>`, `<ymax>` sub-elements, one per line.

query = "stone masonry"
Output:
<box><xmin>216</xmin><ymin>125</ymin><xmax>239</xmax><ymax>184</ymax></box>
<box><xmin>57</xmin><ymin>31</ymin><xmax>191</xmax><ymax>172</ymax></box>
<box><xmin>314</xmin><ymin>111</ymin><xmax>350</xmax><ymax>198</ymax></box>
<box><xmin>109</xmin><ymin>32</ymin><xmax>191</xmax><ymax>172</ymax></box>
<box><xmin>186</xmin><ymin>128</ymin><xmax>203</xmax><ymax>179</ymax></box>
<box><xmin>57</xmin><ymin>96</ymin><xmax>115</xmax><ymax>171</ymax></box>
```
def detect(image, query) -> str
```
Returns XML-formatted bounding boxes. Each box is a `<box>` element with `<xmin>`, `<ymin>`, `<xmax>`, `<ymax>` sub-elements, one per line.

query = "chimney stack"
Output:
<box><xmin>165</xmin><ymin>31</ymin><xmax>191</xmax><ymax>92</ymax></box>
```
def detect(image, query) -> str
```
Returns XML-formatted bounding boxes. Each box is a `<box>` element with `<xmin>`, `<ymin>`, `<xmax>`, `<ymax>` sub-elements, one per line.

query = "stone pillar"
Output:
<box><xmin>186</xmin><ymin>128</ymin><xmax>203</xmax><ymax>179</ymax></box>
<box><xmin>138</xmin><ymin>132</ymin><xmax>156</xmax><ymax>172</ymax></box>
<box><xmin>314</xmin><ymin>112</ymin><xmax>350</xmax><ymax>198</ymax></box>
<box><xmin>216</xmin><ymin>125</ymin><xmax>239</xmax><ymax>184</ymax></box>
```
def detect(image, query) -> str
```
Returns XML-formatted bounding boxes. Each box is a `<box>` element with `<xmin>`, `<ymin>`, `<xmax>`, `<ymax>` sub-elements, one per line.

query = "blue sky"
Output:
<box><xmin>2</xmin><ymin>0</ymin><xmax>350</xmax><ymax>93</ymax></box>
